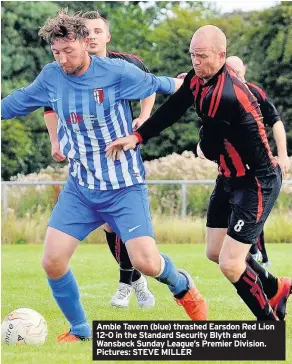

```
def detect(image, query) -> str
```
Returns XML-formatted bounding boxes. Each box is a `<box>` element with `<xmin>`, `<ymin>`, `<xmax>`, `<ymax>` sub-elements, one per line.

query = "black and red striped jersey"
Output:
<box><xmin>44</xmin><ymin>50</ymin><xmax>150</xmax><ymax>114</ymax></box>
<box><xmin>137</xmin><ymin>64</ymin><xmax>278</xmax><ymax>178</ymax></box>
<box><xmin>247</xmin><ymin>82</ymin><xmax>281</xmax><ymax>127</ymax></box>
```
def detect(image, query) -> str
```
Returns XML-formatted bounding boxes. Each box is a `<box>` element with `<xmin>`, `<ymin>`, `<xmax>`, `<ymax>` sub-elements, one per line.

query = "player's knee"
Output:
<box><xmin>42</xmin><ymin>255</ymin><xmax>67</xmax><ymax>278</ymax></box>
<box><xmin>219</xmin><ymin>261</ymin><xmax>233</xmax><ymax>279</ymax></box>
<box><xmin>132</xmin><ymin>256</ymin><xmax>160</xmax><ymax>276</ymax></box>
<box><xmin>206</xmin><ymin>248</ymin><xmax>219</xmax><ymax>263</ymax></box>
<box><xmin>103</xmin><ymin>223</ymin><xmax>113</xmax><ymax>233</ymax></box>
<box><xmin>219</xmin><ymin>258</ymin><xmax>240</xmax><ymax>281</ymax></box>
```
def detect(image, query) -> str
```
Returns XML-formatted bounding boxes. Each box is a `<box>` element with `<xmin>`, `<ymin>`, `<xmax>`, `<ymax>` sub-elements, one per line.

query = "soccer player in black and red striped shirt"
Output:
<box><xmin>106</xmin><ymin>25</ymin><xmax>292</xmax><ymax>321</ymax></box>
<box><xmin>226</xmin><ymin>56</ymin><xmax>290</xmax><ymax>267</ymax></box>
<box><xmin>43</xmin><ymin>11</ymin><xmax>156</xmax><ymax>309</ymax></box>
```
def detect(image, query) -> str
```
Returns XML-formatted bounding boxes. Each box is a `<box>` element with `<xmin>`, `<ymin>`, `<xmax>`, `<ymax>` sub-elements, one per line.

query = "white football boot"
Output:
<box><xmin>110</xmin><ymin>283</ymin><xmax>132</xmax><ymax>308</ymax></box>
<box><xmin>132</xmin><ymin>275</ymin><xmax>155</xmax><ymax>308</ymax></box>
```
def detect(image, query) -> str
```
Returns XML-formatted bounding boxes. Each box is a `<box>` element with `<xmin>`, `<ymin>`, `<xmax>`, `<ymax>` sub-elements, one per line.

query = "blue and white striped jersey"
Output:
<box><xmin>2</xmin><ymin>56</ymin><xmax>175</xmax><ymax>190</ymax></box>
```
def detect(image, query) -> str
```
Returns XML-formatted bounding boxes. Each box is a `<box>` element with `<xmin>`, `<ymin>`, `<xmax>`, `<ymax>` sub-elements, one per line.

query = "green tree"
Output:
<box><xmin>223</xmin><ymin>4</ymin><xmax>292</xmax><ymax>154</ymax></box>
<box><xmin>242</xmin><ymin>4</ymin><xmax>292</xmax><ymax>154</ymax></box>
<box><xmin>1</xmin><ymin>120</ymin><xmax>33</xmax><ymax>180</ymax></box>
<box><xmin>1</xmin><ymin>1</ymin><xmax>59</xmax><ymax>96</ymax></box>
<box><xmin>140</xmin><ymin>5</ymin><xmax>220</xmax><ymax>159</ymax></box>
<box><xmin>1</xmin><ymin>2</ymin><xmax>60</xmax><ymax>179</ymax></box>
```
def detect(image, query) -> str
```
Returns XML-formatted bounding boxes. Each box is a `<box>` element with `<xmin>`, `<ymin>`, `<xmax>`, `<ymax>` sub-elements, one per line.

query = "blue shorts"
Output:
<box><xmin>48</xmin><ymin>176</ymin><xmax>154</xmax><ymax>242</ymax></box>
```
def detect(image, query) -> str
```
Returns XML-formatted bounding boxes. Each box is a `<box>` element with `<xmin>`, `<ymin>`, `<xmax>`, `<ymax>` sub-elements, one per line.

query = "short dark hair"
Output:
<box><xmin>39</xmin><ymin>9</ymin><xmax>89</xmax><ymax>44</ymax></box>
<box><xmin>80</xmin><ymin>11</ymin><xmax>110</xmax><ymax>32</ymax></box>
<box><xmin>80</xmin><ymin>10</ymin><xmax>101</xmax><ymax>19</ymax></box>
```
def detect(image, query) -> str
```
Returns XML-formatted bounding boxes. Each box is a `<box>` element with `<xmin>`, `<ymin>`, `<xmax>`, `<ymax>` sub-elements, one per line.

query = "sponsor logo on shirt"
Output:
<box><xmin>66</xmin><ymin>112</ymin><xmax>83</xmax><ymax>124</ymax></box>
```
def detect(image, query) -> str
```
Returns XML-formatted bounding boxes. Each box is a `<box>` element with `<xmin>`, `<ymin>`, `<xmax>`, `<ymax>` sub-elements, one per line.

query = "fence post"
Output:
<box><xmin>2</xmin><ymin>184</ymin><xmax>8</xmax><ymax>220</ymax></box>
<box><xmin>181</xmin><ymin>183</ymin><xmax>187</xmax><ymax>218</ymax></box>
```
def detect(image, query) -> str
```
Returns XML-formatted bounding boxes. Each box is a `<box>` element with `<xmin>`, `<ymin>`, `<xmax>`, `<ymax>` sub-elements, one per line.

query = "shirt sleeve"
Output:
<box><xmin>1</xmin><ymin>70</ymin><xmax>49</xmax><ymax>120</ymax></box>
<box><xmin>136</xmin><ymin>71</ymin><xmax>194</xmax><ymax>144</ymax></box>
<box><xmin>119</xmin><ymin>61</ymin><xmax>175</xmax><ymax>100</ymax></box>
<box><xmin>260</xmin><ymin>98</ymin><xmax>281</xmax><ymax>127</ymax></box>
<box><xmin>44</xmin><ymin>106</ymin><xmax>54</xmax><ymax>114</ymax></box>
<box><xmin>248</xmin><ymin>83</ymin><xmax>281</xmax><ymax>127</ymax></box>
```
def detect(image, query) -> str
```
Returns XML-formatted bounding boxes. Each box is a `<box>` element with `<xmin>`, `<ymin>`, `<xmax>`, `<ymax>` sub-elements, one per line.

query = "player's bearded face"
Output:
<box><xmin>51</xmin><ymin>39</ymin><xmax>88</xmax><ymax>75</ymax></box>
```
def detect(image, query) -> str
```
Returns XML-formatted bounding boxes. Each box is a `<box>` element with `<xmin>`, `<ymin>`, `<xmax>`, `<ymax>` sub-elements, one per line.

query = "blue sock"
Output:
<box><xmin>155</xmin><ymin>254</ymin><xmax>188</xmax><ymax>296</ymax></box>
<box><xmin>48</xmin><ymin>269</ymin><xmax>91</xmax><ymax>337</ymax></box>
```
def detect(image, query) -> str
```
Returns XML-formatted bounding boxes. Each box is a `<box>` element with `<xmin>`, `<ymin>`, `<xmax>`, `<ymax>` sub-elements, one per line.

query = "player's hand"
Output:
<box><xmin>105</xmin><ymin>135</ymin><xmax>139</xmax><ymax>161</ymax></box>
<box><xmin>277</xmin><ymin>154</ymin><xmax>291</xmax><ymax>176</ymax></box>
<box><xmin>197</xmin><ymin>143</ymin><xmax>206</xmax><ymax>159</ymax></box>
<box><xmin>177</xmin><ymin>72</ymin><xmax>187</xmax><ymax>80</ymax></box>
<box><xmin>132</xmin><ymin>116</ymin><xmax>147</xmax><ymax>130</ymax></box>
<box><xmin>51</xmin><ymin>141</ymin><xmax>66</xmax><ymax>162</ymax></box>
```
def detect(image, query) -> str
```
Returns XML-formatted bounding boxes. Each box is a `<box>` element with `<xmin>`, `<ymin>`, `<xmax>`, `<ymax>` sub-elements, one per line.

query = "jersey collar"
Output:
<box><xmin>201</xmin><ymin>64</ymin><xmax>226</xmax><ymax>87</ymax></box>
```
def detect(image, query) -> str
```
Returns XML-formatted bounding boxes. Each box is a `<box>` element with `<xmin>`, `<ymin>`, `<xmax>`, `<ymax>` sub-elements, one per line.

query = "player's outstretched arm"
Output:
<box><xmin>106</xmin><ymin>75</ymin><xmax>193</xmax><ymax>161</ymax></box>
<box><xmin>119</xmin><ymin>60</ymin><xmax>180</xmax><ymax>101</ymax></box>
<box><xmin>1</xmin><ymin>69</ymin><xmax>49</xmax><ymax>120</ymax></box>
<box><xmin>133</xmin><ymin>77</ymin><xmax>183</xmax><ymax>130</ymax></box>
<box><xmin>134</xmin><ymin>73</ymin><xmax>194</xmax><ymax>144</ymax></box>
<box><xmin>173</xmin><ymin>78</ymin><xmax>184</xmax><ymax>92</ymax></box>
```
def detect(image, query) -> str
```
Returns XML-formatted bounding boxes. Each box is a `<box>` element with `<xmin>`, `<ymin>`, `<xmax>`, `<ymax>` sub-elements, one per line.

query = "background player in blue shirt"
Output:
<box><xmin>1</xmin><ymin>10</ymin><xmax>208</xmax><ymax>343</ymax></box>
<box><xmin>43</xmin><ymin>11</ymin><xmax>156</xmax><ymax>310</ymax></box>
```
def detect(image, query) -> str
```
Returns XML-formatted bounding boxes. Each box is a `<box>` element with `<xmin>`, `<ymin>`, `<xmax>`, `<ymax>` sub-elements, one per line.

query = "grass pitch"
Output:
<box><xmin>1</xmin><ymin>244</ymin><xmax>292</xmax><ymax>364</ymax></box>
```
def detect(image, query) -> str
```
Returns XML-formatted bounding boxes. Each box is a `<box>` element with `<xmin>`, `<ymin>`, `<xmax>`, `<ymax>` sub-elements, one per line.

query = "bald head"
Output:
<box><xmin>226</xmin><ymin>56</ymin><xmax>246</xmax><ymax>80</ymax></box>
<box><xmin>189</xmin><ymin>25</ymin><xmax>227</xmax><ymax>80</ymax></box>
<box><xmin>191</xmin><ymin>25</ymin><xmax>227</xmax><ymax>53</ymax></box>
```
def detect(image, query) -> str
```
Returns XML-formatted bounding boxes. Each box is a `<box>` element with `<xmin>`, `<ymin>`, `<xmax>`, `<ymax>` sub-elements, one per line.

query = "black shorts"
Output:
<box><xmin>206</xmin><ymin>166</ymin><xmax>282</xmax><ymax>244</ymax></box>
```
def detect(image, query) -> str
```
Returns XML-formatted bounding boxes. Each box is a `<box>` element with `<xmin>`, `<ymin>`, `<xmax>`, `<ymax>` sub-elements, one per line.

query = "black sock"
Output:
<box><xmin>104</xmin><ymin>230</ymin><xmax>120</xmax><ymax>263</ymax></box>
<box><xmin>105</xmin><ymin>230</ymin><xmax>142</xmax><ymax>285</ymax></box>
<box><xmin>257</xmin><ymin>230</ymin><xmax>269</xmax><ymax>263</ymax></box>
<box><xmin>105</xmin><ymin>230</ymin><xmax>131</xmax><ymax>284</ymax></box>
<box><xmin>132</xmin><ymin>270</ymin><xmax>142</xmax><ymax>283</ymax></box>
<box><xmin>233</xmin><ymin>266</ymin><xmax>277</xmax><ymax>320</ymax></box>
<box><xmin>119</xmin><ymin>269</ymin><xmax>134</xmax><ymax>285</ymax></box>
<box><xmin>246</xmin><ymin>253</ymin><xmax>278</xmax><ymax>299</ymax></box>
<box><xmin>119</xmin><ymin>238</ymin><xmax>141</xmax><ymax>285</ymax></box>
<box><xmin>249</xmin><ymin>244</ymin><xmax>258</xmax><ymax>255</ymax></box>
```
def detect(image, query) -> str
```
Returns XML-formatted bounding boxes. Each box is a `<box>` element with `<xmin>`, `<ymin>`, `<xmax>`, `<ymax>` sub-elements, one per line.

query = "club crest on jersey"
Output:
<box><xmin>93</xmin><ymin>88</ymin><xmax>104</xmax><ymax>104</ymax></box>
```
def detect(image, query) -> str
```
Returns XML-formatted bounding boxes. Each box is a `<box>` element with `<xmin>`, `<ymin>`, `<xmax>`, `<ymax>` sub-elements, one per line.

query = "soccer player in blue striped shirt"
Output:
<box><xmin>1</xmin><ymin>10</ymin><xmax>208</xmax><ymax>343</ymax></box>
<box><xmin>43</xmin><ymin>10</ymin><xmax>156</xmax><ymax>310</ymax></box>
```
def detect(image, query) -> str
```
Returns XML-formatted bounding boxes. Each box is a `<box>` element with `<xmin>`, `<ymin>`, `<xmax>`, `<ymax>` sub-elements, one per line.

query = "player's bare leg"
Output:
<box><xmin>42</xmin><ymin>227</ymin><xmax>91</xmax><ymax>342</ymax></box>
<box><xmin>206</xmin><ymin>227</ymin><xmax>227</xmax><ymax>263</ymax></box>
<box><xmin>103</xmin><ymin>223</ymin><xmax>155</xmax><ymax>308</ymax></box>
<box><xmin>125</xmin><ymin>236</ymin><xmax>208</xmax><ymax>320</ymax></box>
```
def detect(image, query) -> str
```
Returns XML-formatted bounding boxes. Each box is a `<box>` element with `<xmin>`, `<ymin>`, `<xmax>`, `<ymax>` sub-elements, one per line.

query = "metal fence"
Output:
<box><xmin>1</xmin><ymin>180</ymin><xmax>292</xmax><ymax>220</ymax></box>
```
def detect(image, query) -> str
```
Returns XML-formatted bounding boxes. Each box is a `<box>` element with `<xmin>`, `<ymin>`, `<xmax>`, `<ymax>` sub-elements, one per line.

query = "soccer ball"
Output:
<box><xmin>1</xmin><ymin>308</ymin><xmax>48</xmax><ymax>345</ymax></box>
